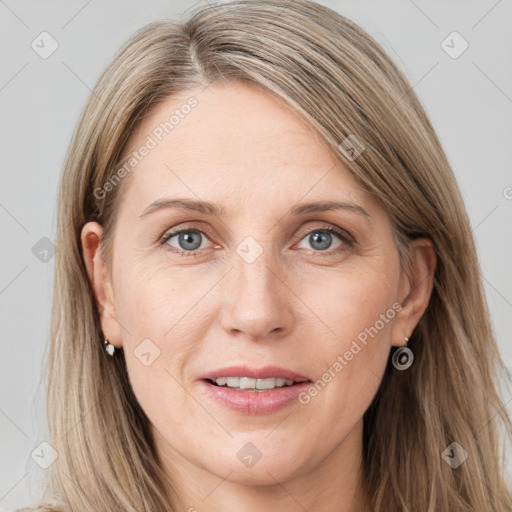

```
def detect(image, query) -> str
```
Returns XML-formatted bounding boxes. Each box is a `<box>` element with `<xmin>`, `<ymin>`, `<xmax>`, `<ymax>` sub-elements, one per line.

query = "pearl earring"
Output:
<box><xmin>104</xmin><ymin>338</ymin><xmax>116</xmax><ymax>356</ymax></box>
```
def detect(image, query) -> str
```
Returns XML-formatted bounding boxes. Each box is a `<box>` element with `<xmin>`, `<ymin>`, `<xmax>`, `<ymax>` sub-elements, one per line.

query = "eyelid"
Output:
<box><xmin>159</xmin><ymin>221</ymin><xmax>355</xmax><ymax>255</ymax></box>
<box><xmin>159</xmin><ymin>222</ymin><xmax>216</xmax><ymax>245</ymax></box>
<box><xmin>295</xmin><ymin>223</ymin><xmax>354</xmax><ymax>245</ymax></box>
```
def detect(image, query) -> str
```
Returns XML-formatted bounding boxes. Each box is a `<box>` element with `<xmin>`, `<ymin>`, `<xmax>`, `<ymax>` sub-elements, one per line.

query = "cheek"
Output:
<box><xmin>110</xmin><ymin>265</ymin><xmax>192</xmax><ymax>411</ymax></box>
<box><xmin>114</xmin><ymin>255</ymin><xmax>199</xmax><ymax>341</ymax></box>
<box><xmin>299</xmin><ymin>259</ymin><xmax>399</xmax><ymax>345</ymax></box>
<box><xmin>293</xmin><ymin>262</ymin><xmax>399</xmax><ymax>420</ymax></box>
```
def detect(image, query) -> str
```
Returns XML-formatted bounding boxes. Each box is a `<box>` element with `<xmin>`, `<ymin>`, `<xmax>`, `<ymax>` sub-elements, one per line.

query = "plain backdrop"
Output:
<box><xmin>1</xmin><ymin>0</ymin><xmax>511</xmax><ymax>508</ymax></box>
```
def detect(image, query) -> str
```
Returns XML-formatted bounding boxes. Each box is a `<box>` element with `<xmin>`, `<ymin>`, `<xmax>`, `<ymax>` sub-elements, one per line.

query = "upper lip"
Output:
<box><xmin>199</xmin><ymin>365</ymin><xmax>310</xmax><ymax>382</ymax></box>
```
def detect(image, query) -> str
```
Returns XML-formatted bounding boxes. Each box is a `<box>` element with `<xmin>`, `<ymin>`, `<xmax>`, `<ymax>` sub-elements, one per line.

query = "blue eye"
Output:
<box><xmin>161</xmin><ymin>228</ymin><xmax>209</xmax><ymax>256</ymax></box>
<box><xmin>159</xmin><ymin>224</ymin><xmax>353</xmax><ymax>257</ymax></box>
<box><xmin>297</xmin><ymin>227</ymin><xmax>349</xmax><ymax>252</ymax></box>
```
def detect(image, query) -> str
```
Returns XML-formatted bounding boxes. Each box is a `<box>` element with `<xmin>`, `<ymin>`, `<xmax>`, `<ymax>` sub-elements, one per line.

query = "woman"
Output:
<box><xmin>21</xmin><ymin>0</ymin><xmax>512</xmax><ymax>510</ymax></box>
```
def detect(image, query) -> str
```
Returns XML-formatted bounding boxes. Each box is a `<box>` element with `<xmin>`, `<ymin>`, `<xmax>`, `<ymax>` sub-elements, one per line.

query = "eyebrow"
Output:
<box><xmin>139</xmin><ymin>198</ymin><xmax>371</xmax><ymax>221</ymax></box>
<box><xmin>290</xmin><ymin>200</ymin><xmax>370</xmax><ymax>219</ymax></box>
<box><xmin>139</xmin><ymin>198</ymin><xmax>226</xmax><ymax>219</ymax></box>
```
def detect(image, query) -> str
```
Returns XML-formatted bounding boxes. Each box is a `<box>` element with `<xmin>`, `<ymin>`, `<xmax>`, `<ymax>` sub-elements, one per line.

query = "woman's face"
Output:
<box><xmin>83</xmin><ymin>82</ymin><xmax>432</xmax><ymax>491</ymax></box>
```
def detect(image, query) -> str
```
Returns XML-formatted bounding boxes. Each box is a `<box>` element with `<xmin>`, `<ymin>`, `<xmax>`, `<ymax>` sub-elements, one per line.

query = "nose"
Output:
<box><xmin>219</xmin><ymin>251</ymin><xmax>295</xmax><ymax>343</ymax></box>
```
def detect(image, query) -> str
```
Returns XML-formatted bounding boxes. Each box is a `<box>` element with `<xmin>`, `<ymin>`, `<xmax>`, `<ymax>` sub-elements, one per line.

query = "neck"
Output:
<box><xmin>155</xmin><ymin>419</ymin><xmax>373</xmax><ymax>512</ymax></box>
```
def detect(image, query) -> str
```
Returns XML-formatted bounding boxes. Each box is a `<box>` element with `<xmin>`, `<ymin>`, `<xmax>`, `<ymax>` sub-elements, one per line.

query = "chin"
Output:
<box><xmin>206</xmin><ymin>440</ymin><xmax>312</xmax><ymax>485</ymax></box>
<box><xmin>223</xmin><ymin>461</ymin><xmax>307</xmax><ymax>486</ymax></box>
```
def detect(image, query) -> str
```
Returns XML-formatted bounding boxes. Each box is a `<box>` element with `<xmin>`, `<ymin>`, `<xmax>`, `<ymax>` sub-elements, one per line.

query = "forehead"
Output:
<box><xmin>118</xmin><ymin>82</ymin><xmax>373</xmax><ymax>214</ymax></box>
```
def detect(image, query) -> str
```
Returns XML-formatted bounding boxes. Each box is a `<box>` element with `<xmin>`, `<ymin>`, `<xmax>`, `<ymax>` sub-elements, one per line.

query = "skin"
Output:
<box><xmin>81</xmin><ymin>82</ymin><xmax>436</xmax><ymax>511</ymax></box>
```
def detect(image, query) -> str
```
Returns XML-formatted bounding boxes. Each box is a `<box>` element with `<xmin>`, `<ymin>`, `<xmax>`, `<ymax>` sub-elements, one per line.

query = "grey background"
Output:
<box><xmin>1</xmin><ymin>0</ymin><xmax>511</xmax><ymax>508</ymax></box>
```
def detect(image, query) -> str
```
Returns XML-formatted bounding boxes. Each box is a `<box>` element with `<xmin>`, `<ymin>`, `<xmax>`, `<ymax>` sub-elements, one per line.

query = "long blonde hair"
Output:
<box><xmin>33</xmin><ymin>0</ymin><xmax>511</xmax><ymax>510</ymax></box>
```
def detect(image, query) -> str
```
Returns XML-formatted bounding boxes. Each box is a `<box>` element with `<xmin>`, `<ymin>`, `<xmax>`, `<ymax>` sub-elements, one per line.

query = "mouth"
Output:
<box><xmin>205</xmin><ymin>376</ymin><xmax>308</xmax><ymax>392</ymax></box>
<box><xmin>199</xmin><ymin>366</ymin><xmax>312</xmax><ymax>414</ymax></box>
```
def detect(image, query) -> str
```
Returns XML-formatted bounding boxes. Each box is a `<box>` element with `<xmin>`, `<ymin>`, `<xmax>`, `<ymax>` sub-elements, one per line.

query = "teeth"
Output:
<box><xmin>226</xmin><ymin>377</ymin><xmax>239</xmax><ymax>387</ymax></box>
<box><xmin>239</xmin><ymin>377</ymin><xmax>257</xmax><ymax>389</ymax></box>
<box><xmin>212</xmin><ymin>376</ymin><xmax>295</xmax><ymax>390</ymax></box>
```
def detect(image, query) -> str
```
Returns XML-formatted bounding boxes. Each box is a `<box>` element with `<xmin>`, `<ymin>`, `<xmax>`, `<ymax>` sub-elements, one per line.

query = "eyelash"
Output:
<box><xmin>158</xmin><ymin>223</ymin><xmax>354</xmax><ymax>258</ymax></box>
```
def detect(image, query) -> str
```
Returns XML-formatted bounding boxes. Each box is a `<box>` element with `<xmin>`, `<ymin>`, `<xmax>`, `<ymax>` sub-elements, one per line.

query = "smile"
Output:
<box><xmin>207</xmin><ymin>376</ymin><xmax>297</xmax><ymax>391</ymax></box>
<box><xmin>199</xmin><ymin>366</ymin><xmax>312</xmax><ymax>414</ymax></box>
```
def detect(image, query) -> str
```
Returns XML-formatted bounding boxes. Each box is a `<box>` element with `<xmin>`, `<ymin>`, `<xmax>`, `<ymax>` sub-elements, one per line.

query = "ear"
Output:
<box><xmin>80</xmin><ymin>221</ymin><xmax>123</xmax><ymax>348</ymax></box>
<box><xmin>391</xmin><ymin>238</ymin><xmax>437</xmax><ymax>346</ymax></box>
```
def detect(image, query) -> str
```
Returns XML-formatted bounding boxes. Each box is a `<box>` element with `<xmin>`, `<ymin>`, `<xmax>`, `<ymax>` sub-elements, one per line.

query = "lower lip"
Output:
<box><xmin>200</xmin><ymin>380</ymin><xmax>311</xmax><ymax>415</ymax></box>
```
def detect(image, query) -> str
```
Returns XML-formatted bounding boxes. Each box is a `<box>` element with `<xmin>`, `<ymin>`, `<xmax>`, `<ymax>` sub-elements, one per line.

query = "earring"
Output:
<box><xmin>392</xmin><ymin>336</ymin><xmax>413</xmax><ymax>370</ymax></box>
<box><xmin>104</xmin><ymin>338</ymin><xmax>116</xmax><ymax>356</ymax></box>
